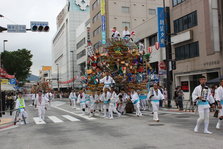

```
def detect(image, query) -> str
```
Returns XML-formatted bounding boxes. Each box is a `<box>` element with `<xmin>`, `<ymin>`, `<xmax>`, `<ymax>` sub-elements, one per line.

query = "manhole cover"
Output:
<box><xmin>148</xmin><ymin>123</ymin><xmax>164</xmax><ymax>126</ymax></box>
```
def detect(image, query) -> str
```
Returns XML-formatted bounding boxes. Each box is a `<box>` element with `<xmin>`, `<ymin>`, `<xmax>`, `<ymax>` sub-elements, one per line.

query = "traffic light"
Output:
<box><xmin>30</xmin><ymin>21</ymin><xmax>49</xmax><ymax>32</ymax></box>
<box><xmin>172</xmin><ymin>60</ymin><xmax>176</xmax><ymax>70</ymax></box>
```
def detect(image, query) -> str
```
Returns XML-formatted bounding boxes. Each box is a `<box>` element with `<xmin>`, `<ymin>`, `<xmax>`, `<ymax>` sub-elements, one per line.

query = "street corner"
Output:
<box><xmin>0</xmin><ymin>118</ymin><xmax>15</xmax><ymax>130</ymax></box>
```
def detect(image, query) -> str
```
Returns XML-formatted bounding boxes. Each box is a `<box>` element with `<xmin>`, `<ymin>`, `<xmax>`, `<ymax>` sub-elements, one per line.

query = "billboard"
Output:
<box><xmin>157</xmin><ymin>7</ymin><xmax>165</xmax><ymax>48</ymax></box>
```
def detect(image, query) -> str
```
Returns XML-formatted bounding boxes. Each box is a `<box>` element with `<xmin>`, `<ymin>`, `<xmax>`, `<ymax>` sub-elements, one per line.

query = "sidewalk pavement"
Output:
<box><xmin>0</xmin><ymin>113</ymin><xmax>14</xmax><ymax>129</ymax></box>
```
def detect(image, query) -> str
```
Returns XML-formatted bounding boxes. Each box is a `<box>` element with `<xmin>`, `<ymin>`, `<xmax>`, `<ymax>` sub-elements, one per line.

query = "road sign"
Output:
<box><xmin>30</xmin><ymin>21</ymin><xmax>48</xmax><ymax>27</ymax></box>
<box><xmin>159</xmin><ymin>61</ymin><xmax>166</xmax><ymax>70</ymax></box>
<box><xmin>10</xmin><ymin>78</ymin><xmax>16</xmax><ymax>85</ymax></box>
<box><xmin>7</xmin><ymin>25</ymin><xmax>26</xmax><ymax>33</ymax></box>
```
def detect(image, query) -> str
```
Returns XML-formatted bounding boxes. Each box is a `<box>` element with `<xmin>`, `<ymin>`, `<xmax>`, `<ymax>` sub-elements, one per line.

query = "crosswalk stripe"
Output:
<box><xmin>48</xmin><ymin>116</ymin><xmax>63</xmax><ymax>123</ymax></box>
<box><xmin>52</xmin><ymin>106</ymin><xmax>96</xmax><ymax>120</ymax></box>
<box><xmin>62</xmin><ymin>115</ymin><xmax>80</xmax><ymax>122</ymax></box>
<box><xmin>33</xmin><ymin>117</ymin><xmax>46</xmax><ymax>124</ymax></box>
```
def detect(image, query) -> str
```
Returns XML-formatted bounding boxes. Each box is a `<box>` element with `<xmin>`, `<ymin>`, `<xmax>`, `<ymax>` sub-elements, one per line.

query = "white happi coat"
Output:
<box><xmin>69</xmin><ymin>92</ymin><xmax>77</xmax><ymax>100</ymax></box>
<box><xmin>112</xmin><ymin>31</ymin><xmax>120</xmax><ymax>38</ymax></box>
<box><xmin>147</xmin><ymin>89</ymin><xmax>164</xmax><ymax>102</ymax></box>
<box><xmin>90</xmin><ymin>94</ymin><xmax>100</xmax><ymax>109</ymax></box>
<box><xmin>77</xmin><ymin>93</ymin><xmax>86</xmax><ymax>108</ymax></box>
<box><xmin>101</xmin><ymin>91</ymin><xmax>112</xmax><ymax>105</ymax></box>
<box><xmin>122</xmin><ymin>30</ymin><xmax>130</xmax><ymax>38</ymax></box>
<box><xmin>110</xmin><ymin>91</ymin><xmax>118</xmax><ymax>106</ymax></box>
<box><xmin>192</xmin><ymin>85</ymin><xmax>215</xmax><ymax>110</ymax></box>
<box><xmin>100</xmin><ymin>76</ymin><xmax>115</xmax><ymax>89</ymax></box>
<box><xmin>215</xmin><ymin>86</ymin><xmax>223</xmax><ymax>116</ymax></box>
<box><xmin>131</xmin><ymin>92</ymin><xmax>140</xmax><ymax>105</ymax></box>
<box><xmin>34</xmin><ymin>95</ymin><xmax>49</xmax><ymax>107</ymax></box>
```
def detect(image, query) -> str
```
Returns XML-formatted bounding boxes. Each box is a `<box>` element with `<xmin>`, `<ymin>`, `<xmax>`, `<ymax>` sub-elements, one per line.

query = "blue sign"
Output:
<box><xmin>157</xmin><ymin>7</ymin><xmax>165</xmax><ymax>48</ymax></box>
<box><xmin>101</xmin><ymin>16</ymin><xmax>106</xmax><ymax>44</ymax></box>
<box><xmin>10</xmin><ymin>79</ymin><xmax>16</xmax><ymax>85</ymax></box>
<box><xmin>7</xmin><ymin>25</ymin><xmax>26</xmax><ymax>33</ymax></box>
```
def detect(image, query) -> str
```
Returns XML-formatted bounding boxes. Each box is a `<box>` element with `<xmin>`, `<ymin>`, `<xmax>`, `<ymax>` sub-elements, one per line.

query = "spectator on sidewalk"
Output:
<box><xmin>176</xmin><ymin>86</ymin><xmax>184</xmax><ymax>111</ymax></box>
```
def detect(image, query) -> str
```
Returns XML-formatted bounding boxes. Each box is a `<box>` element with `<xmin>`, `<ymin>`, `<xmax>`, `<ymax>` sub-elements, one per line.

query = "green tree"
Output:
<box><xmin>1</xmin><ymin>49</ymin><xmax>33</xmax><ymax>82</ymax></box>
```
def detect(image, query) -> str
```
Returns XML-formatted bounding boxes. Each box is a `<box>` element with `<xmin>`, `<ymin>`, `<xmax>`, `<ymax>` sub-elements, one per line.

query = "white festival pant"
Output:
<box><xmin>133</xmin><ymin>100</ymin><xmax>142</xmax><ymax>116</ymax></box>
<box><xmin>216</xmin><ymin>102</ymin><xmax>223</xmax><ymax>128</ymax></box>
<box><xmin>151</xmin><ymin>101</ymin><xmax>160</xmax><ymax>121</ymax></box>
<box><xmin>103</xmin><ymin>103</ymin><xmax>109</xmax><ymax>117</ymax></box>
<box><xmin>140</xmin><ymin>99</ymin><xmax>147</xmax><ymax>110</ymax></box>
<box><xmin>38</xmin><ymin>106</ymin><xmax>46</xmax><ymax>120</ymax></box>
<box><xmin>195</xmin><ymin>104</ymin><xmax>210</xmax><ymax>132</ymax></box>
<box><xmin>109</xmin><ymin>103</ymin><xmax>120</xmax><ymax>118</ymax></box>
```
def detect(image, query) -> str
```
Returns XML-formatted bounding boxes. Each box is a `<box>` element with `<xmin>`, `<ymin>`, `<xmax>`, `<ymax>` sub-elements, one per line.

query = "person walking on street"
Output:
<box><xmin>69</xmin><ymin>90</ymin><xmax>77</xmax><ymax>109</ymax></box>
<box><xmin>215</xmin><ymin>79</ymin><xmax>223</xmax><ymax>129</ymax></box>
<box><xmin>192</xmin><ymin>76</ymin><xmax>215</xmax><ymax>134</ymax></box>
<box><xmin>15</xmin><ymin>92</ymin><xmax>27</xmax><ymax>124</ymax></box>
<box><xmin>34</xmin><ymin>91</ymin><xmax>49</xmax><ymax>120</ymax></box>
<box><xmin>176</xmin><ymin>86</ymin><xmax>184</xmax><ymax>111</ymax></box>
<box><xmin>147</xmin><ymin>83</ymin><xmax>164</xmax><ymax>122</ymax></box>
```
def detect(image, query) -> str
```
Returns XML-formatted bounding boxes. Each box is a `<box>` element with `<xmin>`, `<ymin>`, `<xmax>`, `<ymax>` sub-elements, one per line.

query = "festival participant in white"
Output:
<box><xmin>117</xmin><ymin>90</ymin><xmax>128</xmax><ymax>115</ymax></box>
<box><xmin>100</xmin><ymin>72</ymin><xmax>115</xmax><ymax>90</ymax></box>
<box><xmin>147</xmin><ymin>83</ymin><xmax>164</xmax><ymax>122</ymax></box>
<box><xmin>111</xmin><ymin>27</ymin><xmax>120</xmax><ymax>39</ymax></box>
<box><xmin>69</xmin><ymin>90</ymin><xmax>77</xmax><ymax>109</ymax></box>
<box><xmin>109</xmin><ymin>88</ymin><xmax>121</xmax><ymax>119</ymax></box>
<box><xmin>89</xmin><ymin>92</ymin><xmax>100</xmax><ymax>117</ymax></box>
<box><xmin>34</xmin><ymin>91</ymin><xmax>49</xmax><ymax>120</ymax></box>
<box><xmin>100</xmin><ymin>88</ymin><xmax>111</xmax><ymax>118</ymax></box>
<box><xmin>77</xmin><ymin>90</ymin><xmax>87</xmax><ymax>115</ymax></box>
<box><xmin>122</xmin><ymin>26</ymin><xmax>131</xmax><ymax>38</ymax></box>
<box><xmin>130</xmin><ymin>89</ymin><xmax>142</xmax><ymax>117</ymax></box>
<box><xmin>45</xmin><ymin>91</ymin><xmax>53</xmax><ymax>107</ymax></box>
<box><xmin>192</xmin><ymin>76</ymin><xmax>215</xmax><ymax>134</ymax></box>
<box><xmin>215</xmin><ymin>79</ymin><xmax>223</xmax><ymax>129</ymax></box>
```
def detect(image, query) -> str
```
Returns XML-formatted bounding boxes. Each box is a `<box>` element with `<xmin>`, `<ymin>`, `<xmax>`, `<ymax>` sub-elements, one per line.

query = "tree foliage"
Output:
<box><xmin>1</xmin><ymin>49</ymin><xmax>33</xmax><ymax>81</ymax></box>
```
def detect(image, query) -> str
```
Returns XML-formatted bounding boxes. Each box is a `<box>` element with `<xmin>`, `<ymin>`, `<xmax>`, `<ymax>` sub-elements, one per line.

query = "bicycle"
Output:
<box><xmin>14</xmin><ymin>109</ymin><xmax>27</xmax><ymax>125</ymax></box>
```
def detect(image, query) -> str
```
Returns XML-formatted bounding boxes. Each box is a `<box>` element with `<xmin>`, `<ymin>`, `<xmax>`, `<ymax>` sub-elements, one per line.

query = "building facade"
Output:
<box><xmin>90</xmin><ymin>0</ymin><xmax>165</xmax><ymax>50</ymax></box>
<box><xmin>51</xmin><ymin>0</ymin><xmax>90</xmax><ymax>90</ymax></box>
<box><xmin>170</xmin><ymin>0</ymin><xmax>223</xmax><ymax>99</ymax></box>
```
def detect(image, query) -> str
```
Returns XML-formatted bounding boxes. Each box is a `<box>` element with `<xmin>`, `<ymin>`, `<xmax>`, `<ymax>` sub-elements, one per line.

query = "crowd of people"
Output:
<box><xmin>2</xmin><ymin>74</ymin><xmax>223</xmax><ymax>135</ymax></box>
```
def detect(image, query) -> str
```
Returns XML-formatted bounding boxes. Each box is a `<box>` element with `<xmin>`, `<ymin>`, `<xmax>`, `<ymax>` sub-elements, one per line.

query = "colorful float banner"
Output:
<box><xmin>101</xmin><ymin>0</ymin><xmax>106</xmax><ymax>45</ymax></box>
<box><xmin>157</xmin><ymin>7</ymin><xmax>165</xmax><ymax>48</ymax></box>
<box><xmin>101</xmin><ymin>0</ymin><xmax>105</xmax><ymax>15</ymax></box>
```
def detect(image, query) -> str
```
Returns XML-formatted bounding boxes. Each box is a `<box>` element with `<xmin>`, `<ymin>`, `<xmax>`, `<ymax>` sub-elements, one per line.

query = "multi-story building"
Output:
<box><xmin>76</xmin><ymin>18</ymin><xmax>90</xmax><ymax>76</ymax></box>
<box><xmin>90</xmin><ymin>0</ymin><xmax>165</xmax><ymax>50</ymax></box>
<box><xmin>170</xmin><ymin>0</ymin><xmax>223</xmax><ymax>99</ymax></box>
<box><xmin>51</xmin><ymin>0</ymin><xmax>89</xmax><ymax>90</ymax></box>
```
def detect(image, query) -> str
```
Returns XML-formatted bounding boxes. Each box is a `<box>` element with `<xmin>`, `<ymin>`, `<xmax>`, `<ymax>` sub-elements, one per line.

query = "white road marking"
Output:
<box><xmin>48</xmin><ymin>116</ymin><xmax>63</xmax><ymax>123</ymax></box>
<box><xmin>62</xmin><ymin>115</ymin><xmax>80</xmax><ymax>122</ymax></box>
<box><xmin>52</xmin><ymin>106</ymin><xmax>96</xmax><ymax>120</ymax></box>
<box><xmin>33</xmin><ymin>117</ymin><xmax>46</xmax><ymax>124</ymax></box>
<box><xmin>51</xmin><ymin>101</ymin><xmax>66</xmax><ymax>107</ymax></box>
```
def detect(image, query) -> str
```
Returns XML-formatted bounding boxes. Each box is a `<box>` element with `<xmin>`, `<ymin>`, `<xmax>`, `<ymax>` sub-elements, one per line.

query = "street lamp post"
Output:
<box><xmin>70</xmin><ymin>51</ymin><xmax>75</xmax><ymax>89</ymax></box>
<box><xmin>0</xmin><ymin>40</ymin><xmax>8</xmax><ymax>117</ymax></box>
<box><xmin>3</xmin><ymin>40</ymin><xmax>8</xmax><ymax>52</ymax></box>
<box><xmin>56</xmin><ymin>64</ymin><xmax>60</xmax><ymax>91</ymax></box>
<box><xmin>163</xmin><ymin>0</ymin><xmax>173</xmax><ymax>108</ymax></box>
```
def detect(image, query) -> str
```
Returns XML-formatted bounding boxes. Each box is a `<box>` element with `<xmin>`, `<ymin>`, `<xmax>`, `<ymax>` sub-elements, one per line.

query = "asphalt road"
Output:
<box><xmin>0</xmin><ymin>99</ymin><xmax>223</xmax><ymax>149</ymax></box>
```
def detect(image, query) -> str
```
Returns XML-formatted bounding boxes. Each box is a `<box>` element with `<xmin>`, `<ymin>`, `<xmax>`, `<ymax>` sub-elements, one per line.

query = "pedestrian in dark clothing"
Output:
<box><xmin>176</xmin><ymin>86</ymin><xmax>184</xmax><ymax>111</ymax></box>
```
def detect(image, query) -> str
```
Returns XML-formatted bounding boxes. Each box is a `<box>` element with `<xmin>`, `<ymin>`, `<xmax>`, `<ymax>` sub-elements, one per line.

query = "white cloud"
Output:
<box><xmin>0</xmin><ymin>0</ymin><xmax>67</xmax><ymax>76</ymax></box>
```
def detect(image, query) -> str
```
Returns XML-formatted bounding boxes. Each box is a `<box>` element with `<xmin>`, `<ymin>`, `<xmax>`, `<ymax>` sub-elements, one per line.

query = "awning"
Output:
<box><xmin>207</xmin><ymin>76</ymin><xmax>223</xmax><ymax>84</ymax></box>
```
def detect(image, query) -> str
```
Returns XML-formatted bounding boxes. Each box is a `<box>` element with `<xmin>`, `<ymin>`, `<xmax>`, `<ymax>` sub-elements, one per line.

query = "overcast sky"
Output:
<box><xmin>0</xmin><ymin>0</ymin><xmax>67</xmax><ymax>76</ymax></box>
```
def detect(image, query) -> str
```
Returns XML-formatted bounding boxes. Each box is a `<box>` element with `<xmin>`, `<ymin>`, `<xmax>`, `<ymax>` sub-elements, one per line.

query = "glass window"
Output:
<box><xmin>173</xmin><ymin>11</ymin><xmax>197</xmax><ymax>33</ymax></box>
<box><xmin>122</xmin><ymin>7</ymin><xmax>130</xmax><ymax>13</ymax></box>
<box><xmin>122</xmin><ymin>22</ymin><xmax>130</xmax><ymax>29</ymax></box>
<box><xmin>149</xmin><ymin>9</ymin><xmax>156</xmax><ymax>15</ymax></box>
<box><xmin>149</xmin><ymin>34</ymin><xmax>157</xmax><ymax>46</ymax></box>
<box><xmin>175</xmin><ymin>41</ymin><xmax>199</xmax><ymax>61</ymax></box>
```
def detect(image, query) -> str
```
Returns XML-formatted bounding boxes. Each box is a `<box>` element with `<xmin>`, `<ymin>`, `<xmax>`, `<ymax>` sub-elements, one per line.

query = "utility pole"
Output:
<box><xmin>70</xmin><ymin>51</ymin><xmax>75</xmax><ymax>89</ymax></box>
<box><xmin>163</xmin><ymin>0</ymin><xmax>173</xmax><ymax>108</ymax></box>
